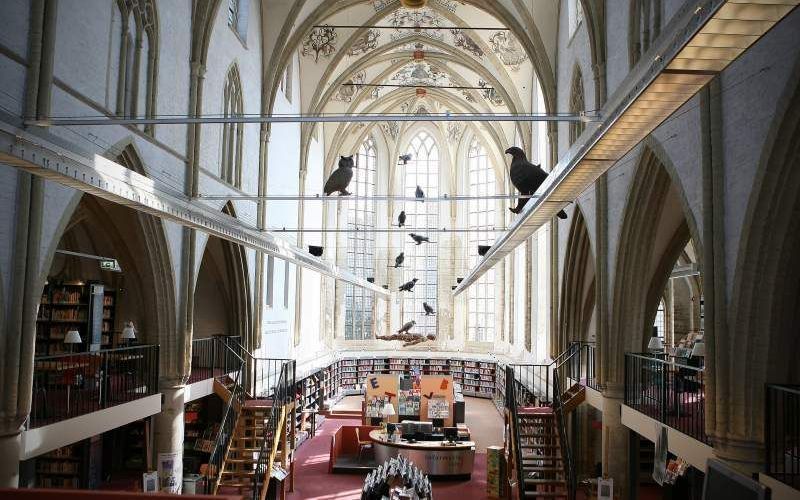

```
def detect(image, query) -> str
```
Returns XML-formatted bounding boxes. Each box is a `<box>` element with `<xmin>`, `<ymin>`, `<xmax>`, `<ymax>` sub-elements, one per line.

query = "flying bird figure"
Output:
<box><xmin>478</xmin><ymin>245</ymin><xmax>492</xmax><ymax>257</ymax></box>
<box><xmin>423</xmin><ymin>302</ymin><xmax>435</xmax><ymax>316</ymax></box>
<box><xmin>505</xmin><ymin>146</ymin><xmax>568</xmax><ymax>219</ymax></box>
<box><xmin>398</xmin><ymin>278</ymin><xmax>418</xmax><ymax>292</ymax></box>
<box><xmin>323</xmin><ymin>155</ymin><xmax>356</xmax><ymax>196</ymax></box>
<box><xmin>398</xmin><ymin>320</ymin><xmax>416</xmax><ymax>334</ymax></box>
<box><xmin>409</xmin><ymin>233</ymin><xmax>433</xmax><ymax>245</ymax></box>
<box><xmin>394</xmin><ymin>252</ymin><xmax>405</xmax><ymax>268</ymax></box>
<box><xmin>415</xmin><ymin>185</ymin><xmax>425</xmax><ymax>201</ymax></box>
<box><xmin>397</xmin><ymin>210</ymin><xmax>406</xmax><ymax>227</ymax></box>
<box><xmin>399</xmin><ymin>154</ymin><xmax>412</xmax><ymax>165</ymax></box>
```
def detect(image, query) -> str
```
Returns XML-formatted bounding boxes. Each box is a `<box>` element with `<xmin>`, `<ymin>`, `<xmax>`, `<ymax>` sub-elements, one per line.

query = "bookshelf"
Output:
<box><xmin>35</xmin><ymin>443</ymin><xmax>85</xmax><ymax>488</ymax></box>
<box><xmin>36</xmin><ymin>282</ymin><xmax>117</xmax><ymax>355</ymax></box>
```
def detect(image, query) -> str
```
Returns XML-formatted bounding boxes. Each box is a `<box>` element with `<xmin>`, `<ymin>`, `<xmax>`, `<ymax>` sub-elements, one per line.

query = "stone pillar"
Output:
<box><xmin>154</xmin><ymin>382</ymin><xmax>186</xmax><ymax>492</ymax></box>
<box><xmin>601</xmin><ymin>383</ymin><xmax>629</xmax><ymax>499</ymax></box>
<box><xmin>0</xmin><ymin>430</ymin><xmax>23</xmax><ymax>487</ymax></box>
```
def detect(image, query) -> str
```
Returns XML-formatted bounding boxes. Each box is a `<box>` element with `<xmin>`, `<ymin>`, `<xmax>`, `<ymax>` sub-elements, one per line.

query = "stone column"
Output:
<box><xmin>153</xmin><ymin>381</ymin><xmax>186</xmax><ymax>492</ymax></box>
<box><xmin>601</xmin><ymin>383</ymin><xmax>629</xmax><ymax>499</ymax></box>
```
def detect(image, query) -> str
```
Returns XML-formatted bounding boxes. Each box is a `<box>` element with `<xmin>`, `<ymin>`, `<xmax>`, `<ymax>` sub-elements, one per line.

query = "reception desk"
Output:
<box><xmin>369</xmin><ymin>430</ymin><xmax>475</xmax><ymax>479</ymax></box>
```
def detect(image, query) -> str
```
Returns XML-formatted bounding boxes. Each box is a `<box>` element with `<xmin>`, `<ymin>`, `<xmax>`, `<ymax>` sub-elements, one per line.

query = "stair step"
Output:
<box><xmin>522</xmin><ymin>457</ymin><xmax>564</xmax><ymax>464</ymax></box>
<box><xmin>521</xmin><ymin>443</ymin><xmax>560</xmax><ymax>449</ymax></box>
<box><xmin>222</xmin><ymin>470</ymin><xmax>255</xmax><ymax>476</ymax></box>
<box><xmin>523</xmin><ymin>466</ymin><xmax>564</xmax><ymax>473</ymax></box>
<box><xmin>522</xmin><ymin>492</ymin><xmax>567</xmax><ymax>498</ymax></box>
<box><xmin>524</xmin><ymin>479</ymin><xmax>566</xmax><ymax>485</ymax></box>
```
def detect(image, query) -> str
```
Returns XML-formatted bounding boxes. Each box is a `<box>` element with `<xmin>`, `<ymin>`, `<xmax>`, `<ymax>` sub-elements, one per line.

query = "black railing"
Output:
<box><xmin>204</xmin><ymin>340</ymin><xmax>245</xmax><ymax>494</ymax></box>
<box><xmin>766</xmin><ymin>384</ymin><xmax>800</xmax><ymax>490</ymax></box>
<box><xmin>30</xmin><ymin>344</ymin><xmax>159</xmax><ymax>428</ymax></box>
<box><xmin>510</xmin><ymin>363</ymin><xmax>554</xmax><ymax>406</ymax></box>
<box><xmin>252</xmin><ymin>359</ymin><xmax>296</xmax><ymax>500</ymax></box>
<box><xmin>624</xmin><ymin>353</ymin><xmax>707</xmax><ymax>443</ymax></box>
<box><xmin>553</xmin><ymin>349</ymin><xmax>579</xmax><ymax>500</ymax></box>
<box><xmin>505</xmin><ymin>366</ymin><xmax>528</xmax><ymax>500</ymax></box>
<box><xmin>189</xmin><ymin>335</ymin><xmax>242</xmax><ymax>384</ymax></box>
<box><xmin>566</xmin><ymin>341</ymin><xmax>599</xmax><ymax>391</ymax></box>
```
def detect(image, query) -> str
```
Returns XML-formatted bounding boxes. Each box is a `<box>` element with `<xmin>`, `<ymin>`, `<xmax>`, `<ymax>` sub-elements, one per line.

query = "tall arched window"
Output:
<box><xmin>402</xmin><ymin>131</ymin><xmax>439</xmax><ymax>338</ymax></box>
<box><xmin>630</xmin><ymin>0</ymin><xmax>662</xmax><ymax>66</ymax></box>
<box><xmin>569</xmin><ymin>66</ymin><xmax>585</xmax><ymax>145</ymax></box>
<box><xmin>653</xmin><ymin>298</ymin><xmax>666</xmax><ymax>341</ymax></box>
<box><xmin>467</xmin><ymin>139</ymin><xmax>496</xmax><ymax>342</ymax></box>
<box><xmin>114</xmin><ymin>0</ymin><xmax>158</xmax><ymax>134</ymax></box>
<box><xmin>221</xmin><ymin>65</ymin><xmax>244</xmax><ymax>188</ymax></box>
<box><xmin>568</xmin><ymin>0</ymin><xmax>584</xmax><ymax>38</ymax></box>
<box><xmin>344</xmin><ymin>137</ymin><xmax>378</xmax><ymax>340</ymax></box>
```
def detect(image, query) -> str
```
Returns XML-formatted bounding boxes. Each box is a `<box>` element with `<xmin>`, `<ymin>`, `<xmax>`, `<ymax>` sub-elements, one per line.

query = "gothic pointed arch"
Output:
<box><xmin>558</xmin><ymin>206</ymin><xmax>595</xmax><ymax>354</ymax></box>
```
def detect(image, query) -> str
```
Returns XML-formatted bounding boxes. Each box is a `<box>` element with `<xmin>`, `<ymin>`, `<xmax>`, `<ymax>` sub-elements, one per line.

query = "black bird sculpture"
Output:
<box><xmin>398</xmin><ymin>210</ymin><xmax>406</xmax><ymax>227</ymax></box>
<box><xmin>423</xmin><ymin>302</ymin><xmax>435</xmax><ymax>316</ymax></box>
<box><xmin>415</xmin><ymin>185</ymin><xmax>425</xmax><ymax>201</ymax></box>
<box><xmin>478</xmin><ymin>245</ymin><xmax>491</xmax><ymax>257</ymax></box>
<box><xmin>323</xmin><ymin>155</ymin><xmax>356</xmax><ymax>196</ymax></box>
<box><xmin>409</xmin><ymin>233</ymin><xmax>432</xmax><ymax>245</ymax></box>
<box><xmin>394</xmin><ymin>252</ymin><xmax>405</xmax><ymax>268</ymax></box>
<box><xmin>308</xmin><ymin>245</ymin><xmax>324</xmax><ymax>257</ymax></box>
<box><xmin>398</xmin><ymin>278</ymin><xmax>418</xmax><ymax>292</ymax></box>
<box><xmin>505</xmin><ymin>146</ymin><xmax>567</xmax><ymax>219</ymax></box>
<box><xmin>399</xmin><ymin>154</ymin><xmax>412</xmax><ymax>165</ymax></box>
<box><xmin>398</xmin><ymin>320</ymin><xmax>416</xmax><ymax>334</ymax></box>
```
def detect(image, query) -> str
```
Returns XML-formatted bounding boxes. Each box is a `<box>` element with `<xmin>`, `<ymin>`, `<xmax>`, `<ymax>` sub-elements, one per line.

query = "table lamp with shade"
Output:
<box><xmin>64</xmin><ymin>329</ymin><xmax>82</xmax><ymax>353</ymax></box>
<box><xmin>382</xmin><ymin>402</ymin><xmax>396</xmax><ymax>422</ymax></box>
<box><xmin>121</xmin><ymin>321</ymin><xmax>136</xmax><ymax>346</ymax></box>
<box><xmin>691</xmin><ymin>341</ymin><xmax>705</xmax><ymax>367</ymax></box>
<box><xmin>648</xmin><ymin>326</ymin><xmax>664</xmax><ymax>354</ymax></box>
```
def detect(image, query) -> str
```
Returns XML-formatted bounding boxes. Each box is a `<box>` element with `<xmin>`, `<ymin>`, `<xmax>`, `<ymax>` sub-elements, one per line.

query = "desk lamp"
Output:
<box><xmin>382</xmin><ymin>402</ymin><xmax>396</xmax><ymax>422</ymax></box>
<box><xmin>691</xmin><ymin>341</ymin><xmax>705</xmax><ymax>367</ymax></box>
<box><xmin>647</xmin><ymin>326</ymin><xmax>664</xmax><ymax>354</ymax></box>
<box><xmin>122</xmin><ymin>321</ymin><xmax>137</xmax><ymax>347</ymax></box>
<box><xmin>64</xmin><ymin>329</ymin><xmax>82</xmax><ymax>353</ymax></box>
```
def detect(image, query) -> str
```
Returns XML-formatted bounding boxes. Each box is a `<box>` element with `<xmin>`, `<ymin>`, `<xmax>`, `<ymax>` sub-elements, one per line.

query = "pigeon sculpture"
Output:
<box><xmin>398</xmin><ymin>210</ymin><xmax>406</xmax><ymax>227</ymax></box>
<box><xmin>394</xmin><ymin>252</ymin><xmax>405</xmax><ymax>268</ymax></box>
<box><xmin>323</xmin><ymin>155</ymin><xmax>356</xmax><ymax>196</ymax></box>
<box><xmin>423</xmin><ymin>302</ymin><xmax>435</xmax><ymax>316</ymax></box>
<box><xmin>398</xmin><ymin>278</ymin><xmax>418</xmax><ymax>292</ymax></box>
<box><xmin>415</xmin><ymin>185</ymin><xmax>425</xmax><ymax>201</ymax></box>
<box><xmin>505</xmin><ymin>146</ymin><xmax>567</xmax><ymax>219</ymax></box>
<box><xmin>399</xmin><ymin>154</ymin><xmax>412</xmax><ymax>165</ymax></box>
<box><xmin>409</xmin><ymin>233</ymin><xmax>432</xmax><ymax>245</ymax></box>
<box><xmin>398</xmin><ymin>320</ymin><xmax>416</xmax><ymax>334</ymax></box>
<box><xmin>478</xmin><ymin>245</ymin><xmax>491</xmax><ymax>257</ymax></box>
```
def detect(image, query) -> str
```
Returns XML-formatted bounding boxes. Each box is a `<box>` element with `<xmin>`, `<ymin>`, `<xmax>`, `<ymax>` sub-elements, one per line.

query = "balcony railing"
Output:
<box><xmin>30</xmin><ymin>344</ymin><xmax>159</xmax><ymax>429</ymax></box>
<box><xmin>188</xmin><ymin>335</ymin><xmax>242</xmax><ymax>384</ymax></box>
<box><xmin>624</xmin><ymin>353</ymin><xmax>707</xmax><ymax>443</ymax></box>
<box><xmin>766</xmin><ymin>384</ymin><xmax>800</xmax><ymax>490</ymax></box>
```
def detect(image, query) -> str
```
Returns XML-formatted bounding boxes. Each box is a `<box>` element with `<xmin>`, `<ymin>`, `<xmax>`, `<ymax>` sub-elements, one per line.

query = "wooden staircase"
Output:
<box><xmin>511</xmin><ymin>384</ymin><xmax>586</xmax><ymax>499</ymax></box>
<box><xmin>209</xmin><ymin>381</ymin><xmax>295</xmax><ymax>498</ymax></box>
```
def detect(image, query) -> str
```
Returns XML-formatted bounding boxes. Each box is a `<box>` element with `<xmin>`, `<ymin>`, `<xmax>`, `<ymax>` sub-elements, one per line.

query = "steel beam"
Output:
<box><xmin>0</xmin><ymin>120</ymin><xmax>389</xmax><ymax>298</ymax></box>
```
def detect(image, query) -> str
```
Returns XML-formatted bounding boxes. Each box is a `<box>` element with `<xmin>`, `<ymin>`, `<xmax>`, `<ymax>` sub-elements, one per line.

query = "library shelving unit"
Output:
<box><xmin>325</xmin><ymin>357</ymin><xmax>499</xmax><ymax>400</ymax></box>
<box><xmin>35</xmin><ymin>443</ymin><xmax>85</xmax><ymax>488</ymax></box>
<box><xmin>36</xmin><ymin>281</ymin><xmax>117</xmax><ymax>355</ymax></box>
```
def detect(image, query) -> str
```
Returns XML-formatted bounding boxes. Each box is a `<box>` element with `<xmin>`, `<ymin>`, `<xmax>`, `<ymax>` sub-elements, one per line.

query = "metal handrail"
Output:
<box><xmin>252</xmin><ymin>359</ymin><xmax>296</xmax><ymax>500</ymax></box>
<box><xmin>553</xmin><ymin>348</ymin><xmax>580</xmax><ymax>500</ymax></box>
<box><xmin>625</xmin><ymin>352</ymin><xmax>705</xmax><ymax>372</ymax></box>
<box><xmin>765</xmin><ymin>383</ymin><xmax>800</xmax><ymax>490</ymax></box>
<box><xmin>30</xmin><ymin>344</ymin><xmax>159</xmax><ymax>429</ymax></box>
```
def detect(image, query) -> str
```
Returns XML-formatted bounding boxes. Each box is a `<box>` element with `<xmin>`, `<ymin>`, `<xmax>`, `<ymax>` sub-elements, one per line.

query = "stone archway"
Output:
<box><xmin>722</xmin><ymin>61</ymin><xmax>800</xmax><ymax>467</ymax></box>
<box><xmin>558</xmin><ymin>207</ymin><xmax>596</xmax><ymax>354</ymax></box>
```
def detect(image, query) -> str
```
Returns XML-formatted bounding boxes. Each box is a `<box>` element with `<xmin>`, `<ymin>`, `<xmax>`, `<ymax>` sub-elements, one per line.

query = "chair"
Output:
<box><xmin>354</xmin><ymin>427</ymin><xmax>373</xmax><ymax>463</ymax></box>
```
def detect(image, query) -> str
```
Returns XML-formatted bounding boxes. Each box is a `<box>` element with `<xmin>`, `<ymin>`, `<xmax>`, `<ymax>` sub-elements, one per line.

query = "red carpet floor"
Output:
<box><xmin>288</xmin><ymin>418</ymin><xmax>488</xmax><ymax>500</ymax></box>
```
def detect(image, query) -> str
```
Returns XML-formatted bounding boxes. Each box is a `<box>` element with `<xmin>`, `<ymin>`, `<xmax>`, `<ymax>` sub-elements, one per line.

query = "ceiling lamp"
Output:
<box><xmin>401</xmin><ymin>0</ymin><xmax>427</xmax><ymax>8</ymax></box>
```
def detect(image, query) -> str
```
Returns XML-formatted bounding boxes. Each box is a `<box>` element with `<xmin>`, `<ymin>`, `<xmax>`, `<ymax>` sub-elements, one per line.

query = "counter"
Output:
<box><xmin>368</xmin><ymin>430</ymin><xmax>475</xmax><ymax>479</ymax></box>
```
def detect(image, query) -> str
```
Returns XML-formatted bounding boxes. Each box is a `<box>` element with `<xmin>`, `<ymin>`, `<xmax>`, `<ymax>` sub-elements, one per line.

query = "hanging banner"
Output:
<box><xmin>652</xmin><ymin>424</ymin><xmax>669</xmax><ymax>485</ymax></box>
<box><xmin>157</xmin><ymin>452</ymin><xmax>182</xmax><ymax>493</ymax></box>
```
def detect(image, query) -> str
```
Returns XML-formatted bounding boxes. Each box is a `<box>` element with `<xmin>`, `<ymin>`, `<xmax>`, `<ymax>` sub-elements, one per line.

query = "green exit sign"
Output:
<box><xmin>100</xmin><ymin>259</ymin><xmax>121</xmax><ymax>272</ymax></box>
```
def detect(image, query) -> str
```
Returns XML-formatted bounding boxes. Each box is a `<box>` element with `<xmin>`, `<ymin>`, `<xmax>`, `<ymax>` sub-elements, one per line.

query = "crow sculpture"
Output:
<box><xmin>415</xmin><ymin>185</ymin><xmax>425</xmax><ymax>201</ymax></box>
<box><xmin>398</xmin><ymin>320</ymin><xmax>416</xmax><ymax>334</ymax></box>
<box><xmin>398</xmin><ymin>210</ymin><xmax>406</xmax><ymax>227</ymax></box>
<box><xmin>399</xmin><ymin>154</ymin><xmax>412</xmax><ymax>165</ymax></box>
<box><xmin>478</xmin><ymin>245</ymin><xmax>491</xmax><ymax>257</ymax></box>
<box><xmin>409</xmin><ymin>233</ymin><xmax>432</xmax><ymax>245</ymax></box>
<box><xmin>398</xmin><ymin>278</ymin><xmax>418</xmax><ymax>292</ymax></box>
<box><xmin>323</xmin><ymin>155</ymin><xmax>356</xmax><ymax>196</ymax></box>
<box><xmin>423</xmin><ymin>302</ymin><xmax>435</xmax><ymax>316</ymax></box>
<box><xmin>505</xmin><ymin>146</ymin><xmax>567</xmax><ymax>219</ymax></box>
<box><xmin>394</xmin><ymin>252</ymin><xmax>405</xmax><ymax>268</ymax></box>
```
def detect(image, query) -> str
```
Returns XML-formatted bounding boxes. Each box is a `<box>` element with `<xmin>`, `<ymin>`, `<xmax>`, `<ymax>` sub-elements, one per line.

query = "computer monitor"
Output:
<box><xmin>444</xmin><ymin>427</ymin><xmax>458</xmax><ymax>443</ymax></box>
<box><xmin>702</xmin><ymin>459</ymin><xmax>770</xmax><ymax>500</ymax></box>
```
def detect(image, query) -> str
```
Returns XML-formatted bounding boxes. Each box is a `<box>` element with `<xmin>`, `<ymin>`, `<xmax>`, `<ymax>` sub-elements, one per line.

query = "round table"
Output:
<box><xmin>368</xmin><ymin>430</ymin><xmax>476</xmax><ymax>479</ymax></box>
